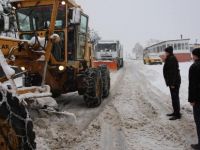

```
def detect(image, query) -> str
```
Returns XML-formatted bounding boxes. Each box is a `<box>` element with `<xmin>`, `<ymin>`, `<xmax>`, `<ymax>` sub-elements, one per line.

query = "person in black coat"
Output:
<box><xmin>188</xmin><ymin>48</ymin><xmax>200</xmax><ymax>150</ymax></box>
<box><xmin>163</xmin><ymin>46</ymin><xmax>181</xmax><ymax>120</ymax></box>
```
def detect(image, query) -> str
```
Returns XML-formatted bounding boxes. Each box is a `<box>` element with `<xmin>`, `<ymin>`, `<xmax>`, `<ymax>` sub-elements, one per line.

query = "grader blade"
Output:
<box><xmin>39</xmin><ymin>109</ymin><xmax>77</xmax><ymax>125</ymax></box>
<box><xmin>26</xmin><ymin>96</ymin><xmax>77</xmax><ymax>125</ymax></box>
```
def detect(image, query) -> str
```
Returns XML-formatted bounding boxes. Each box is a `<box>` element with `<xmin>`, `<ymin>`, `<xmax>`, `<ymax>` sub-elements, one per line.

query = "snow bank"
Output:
<box><xmin>142</xmin><ymin>62</ymin><xmax>193</xmax><ymax>110</ymax></box>
<box><xmin>110</xmin><ymin>68</ymin><xmax>124</xmax><ymax>91</ymax></box>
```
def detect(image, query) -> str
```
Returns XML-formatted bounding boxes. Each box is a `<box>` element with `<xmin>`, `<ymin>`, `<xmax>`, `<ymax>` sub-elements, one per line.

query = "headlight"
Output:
<box><xmin>61</xmin><ymin>1</ymin><xmax>66</xmax><ymax>5</ymax></box>
<box><xmin>58</xmin><ymin>65</ymin><xmax>65</xmax><ymax>71</ymax></box>
<box><xmin>20</xmin><ymin>67</ymin><xmax>25</xmax><ymax>71</ymax></box>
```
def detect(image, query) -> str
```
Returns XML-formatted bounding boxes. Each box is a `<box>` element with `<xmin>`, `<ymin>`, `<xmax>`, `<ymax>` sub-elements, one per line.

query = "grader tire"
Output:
<box><xmin>98</xmin><ymin>65</ymin><xmax>110</xmax><ymax>98</ymax></box>
<box><xmin>0</xmin><ymin>91</ymin><xmax>36</xmax><ymax>150</ymax></box>
<box><xmin>84</xmin><ymin>68</ymin><xmax>103</xmax><ymax>108</ymax></box>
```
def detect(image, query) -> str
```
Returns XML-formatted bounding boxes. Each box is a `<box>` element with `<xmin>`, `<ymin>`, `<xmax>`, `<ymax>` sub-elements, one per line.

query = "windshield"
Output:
<box><xmin>16</xmin><ymin>5</ymin><xmax>66</xmax><ymax>31</ymax></box>
<box><xmin>148</xmin><ymin>54</ymin><xmax>160</xmax><ymax>58</ymax></box>
<box><xmin>96</xmin><ymin>43</ymin><xmax>117</xmax><ymax>52</ymax></box>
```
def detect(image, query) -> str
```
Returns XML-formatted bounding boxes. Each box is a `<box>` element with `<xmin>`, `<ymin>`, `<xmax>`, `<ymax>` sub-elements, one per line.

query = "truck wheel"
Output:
<box><xmin>98</xmin><ymin>65</ymin><xmax>110</xmax><ymax>98</ymax></box>
<box><xmin>121</xmin><ymin>59</ymin><xmax>124</xmax><ymax>67</ymax></box>
<box><xmin>84</xmin><ymin>68</ymin><xmax>103</xmax><ymax>107</ymax></box>
<box><xmin>115</xmin><ymin>58</ymin><xmax>119</xmax><ymax>70</ymax></box>
<box><xmin>0</xmin><ymin>90</ymin><xmax>36</xmax><ymax>150</ymax></box>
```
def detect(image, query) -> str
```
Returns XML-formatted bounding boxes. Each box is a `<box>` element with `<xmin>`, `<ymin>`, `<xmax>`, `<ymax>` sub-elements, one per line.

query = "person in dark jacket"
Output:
<box><xmin>163</xmin><ymin>46</ymin><xmax>181</xmax><ymax>120</ymax></box>
<box><xmin>189</xmin><ymin>48</ymin><xmax>200</xmax><ymax>150</ymax></box>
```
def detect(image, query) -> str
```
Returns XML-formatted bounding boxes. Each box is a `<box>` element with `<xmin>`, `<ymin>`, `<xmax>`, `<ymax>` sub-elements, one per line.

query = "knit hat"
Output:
<box><xmin>192</xmin><ymin>48</ymin><xmax>200</xmax><ymax>58</ymax></box>
<box><xmin>165</xmin><ymin>46</ymin><xmax>173</xmax><ymax>54</ymax></box>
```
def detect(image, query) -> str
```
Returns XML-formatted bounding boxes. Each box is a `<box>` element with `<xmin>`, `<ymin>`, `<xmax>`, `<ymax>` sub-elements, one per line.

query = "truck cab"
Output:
<box><xmin>94</xmin><ymin>40</ymin><xmax>122</xmax><ymax>60</ymax></box>
<box><xmin>93</xmin><ymin>40</ymin><xmax>123</xmax><ymax>69</ymax></box>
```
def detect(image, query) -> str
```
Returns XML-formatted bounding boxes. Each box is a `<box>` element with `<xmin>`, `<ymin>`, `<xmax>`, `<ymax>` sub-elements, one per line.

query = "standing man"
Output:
<box><xmin>188</xmin><ymin>48</ymin><xmax>200</xmax><ymax>150</ymax></box>
<box><xmin>163</xmin><ymin>46</ymin><xmax>181</xmax><ymax>120</ymax></box>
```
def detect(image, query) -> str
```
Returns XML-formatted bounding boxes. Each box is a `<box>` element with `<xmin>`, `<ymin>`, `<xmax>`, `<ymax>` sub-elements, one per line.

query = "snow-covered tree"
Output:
<box><xmin>89</xmin><ymin>28</ymin><xmax>101</xmax><ymax>44</ymax></box>
<box><xmin>145</xmin><ymin>39</ymin><xmax>161</xmax><ymax>47</ymax></box>
<box><xmin>133</xmin><ymin>42</ymin><xmax>144</xmax><ymax>59</ymax></box>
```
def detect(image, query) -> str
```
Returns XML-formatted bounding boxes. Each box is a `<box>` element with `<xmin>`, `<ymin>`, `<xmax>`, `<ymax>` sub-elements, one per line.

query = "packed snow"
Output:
<box><xmin>142</xmin><ymin>61</ymin><xmax>193</xmax><ymax>109</ymax></box>
<box><xmin>33</xmin><ymin>60</ymin><xmax>196</xmax><ymax>150</ymax></box>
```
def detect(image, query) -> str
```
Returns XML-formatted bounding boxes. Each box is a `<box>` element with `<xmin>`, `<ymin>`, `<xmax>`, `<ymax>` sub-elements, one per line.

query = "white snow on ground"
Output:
<box><xmin>33</xmin><ymin>68</ymin><xmax>124</xmax><ymax>150</ymax></box>
<box><xmin>142</xmin><ymin>62</ymin><xmax>192</xmax><ymax>109</ymax></box>
<box><xmin>34</xmin><ymin>60</ymin><xmax>197</xmax><ymax>150</ymax></box>
<box><xmin>72</xmin><ymin>60</ymin><xmax>196</xmax><ymax>150</ymax></box>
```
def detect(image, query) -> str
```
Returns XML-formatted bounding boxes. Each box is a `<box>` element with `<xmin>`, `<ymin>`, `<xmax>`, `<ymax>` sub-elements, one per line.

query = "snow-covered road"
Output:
<box><xmin>35</xmin><ymin>60</ymin><xmax>197</xmax><ymax>150</ymax></box>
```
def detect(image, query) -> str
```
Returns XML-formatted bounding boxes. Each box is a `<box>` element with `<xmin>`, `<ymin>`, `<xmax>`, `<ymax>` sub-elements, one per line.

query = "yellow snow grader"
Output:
<box><xmin>0</xmin><ymin>0</ymin><xmax>110</xmax><ymax>149</ymax></box>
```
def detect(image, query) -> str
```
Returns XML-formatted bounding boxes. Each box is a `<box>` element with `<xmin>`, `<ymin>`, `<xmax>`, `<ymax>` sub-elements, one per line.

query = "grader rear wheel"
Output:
<box><xmin>0</xmin><ymin>91</ymin><xmax>36</xmax><ymax>150</ymax></box>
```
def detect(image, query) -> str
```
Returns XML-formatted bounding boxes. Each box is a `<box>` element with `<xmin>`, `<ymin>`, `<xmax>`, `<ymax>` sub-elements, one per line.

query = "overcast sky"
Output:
<box><xmin>77</xmin><ymin>0</ymin><xmax>200</xmax><ymax>52</ymax></box>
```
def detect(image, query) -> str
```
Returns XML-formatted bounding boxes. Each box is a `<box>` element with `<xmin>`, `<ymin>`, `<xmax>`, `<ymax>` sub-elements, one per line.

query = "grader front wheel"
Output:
<box><xmin>84</xmin><ymin>68</ymin><xmax>103</xmax><ymax>108</ymax></box>
<box><xmin>0</xmin><ymin>117</ymin><xmax>19</xmax><ymax>150</ymax></box>
<box><xmin>0</xmin><ymin>91</ymin><xmax>36</xmax><ymax>150</ymax></box>
<box><xmin>98</xmin><ymin>64</ymin><xmax>110</xmax><ymax>98</ymax></box>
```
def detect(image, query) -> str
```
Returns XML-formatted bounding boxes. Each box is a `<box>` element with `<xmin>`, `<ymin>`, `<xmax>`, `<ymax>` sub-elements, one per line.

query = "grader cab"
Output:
<box><xmin>0</xmin><ymin>0</ymin><xmax>110</xmax><ymax>149</ymax></box>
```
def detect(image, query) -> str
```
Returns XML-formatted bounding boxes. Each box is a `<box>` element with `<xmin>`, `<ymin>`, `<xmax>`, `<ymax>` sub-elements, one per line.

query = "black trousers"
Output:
<box><xmin>193</xmin><ymin>105</ymin><xmax>200</xmax><ymax>144</ymax></box>
<box><xmin>169</xmin><ymin>86</ymin><xmax>180</xmax><ymax>116</ymax></box>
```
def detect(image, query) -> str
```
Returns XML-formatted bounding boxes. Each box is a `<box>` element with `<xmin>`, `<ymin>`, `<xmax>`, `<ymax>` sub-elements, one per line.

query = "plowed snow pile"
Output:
<box><xmin>34</xmin><ymin>61</ymin><xmax>196</xmax><ymax>150</ymax></box>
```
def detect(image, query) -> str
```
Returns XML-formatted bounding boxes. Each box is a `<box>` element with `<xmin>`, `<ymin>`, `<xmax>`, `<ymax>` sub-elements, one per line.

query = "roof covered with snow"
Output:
<box><xmin>98</xmin><ymin>40</ymin><xmax>119</xmax><ymax>44</ymax></box>
<box><xmin>146</xmin><ymin>39</ymin><xmax>190</xmax><ymax>49</ymax></box>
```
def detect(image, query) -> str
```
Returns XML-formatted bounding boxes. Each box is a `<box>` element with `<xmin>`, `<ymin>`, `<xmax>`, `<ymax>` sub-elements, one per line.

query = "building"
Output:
<box><xmin>145</xmin><ymin>39</ymin><xmax>191</xmax><ymax>62</ymax></box>
<box><xmin>190</xmin><ymin>43</ymin><xmax>200</xmax><ymax>52</ymax></box>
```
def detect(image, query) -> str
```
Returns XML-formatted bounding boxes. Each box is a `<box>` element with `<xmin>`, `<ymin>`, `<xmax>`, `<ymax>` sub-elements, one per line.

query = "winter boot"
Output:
<box><xmin>191</xmin><ymin>144</ymin><xmax>200</xmax><ymax>150</ymax></box>
<box><xmin>166</xmin><ymin>113</ymin><xmax>175</xmax><ymax>116</ymax></box>
<box><xmin>169</xmin><ymin>114</ymin><xmax>181</xmax><ymax>120</ymax></box>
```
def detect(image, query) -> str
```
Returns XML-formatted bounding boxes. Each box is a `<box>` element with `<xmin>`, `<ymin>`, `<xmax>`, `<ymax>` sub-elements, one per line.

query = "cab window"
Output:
<box><xmin>77</xmin><ymin>14</ymin><xmax>88</xmax><ymax>60</ymax></box>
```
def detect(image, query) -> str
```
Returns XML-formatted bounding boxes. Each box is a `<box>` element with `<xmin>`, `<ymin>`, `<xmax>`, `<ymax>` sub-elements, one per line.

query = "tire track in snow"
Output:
<box><xmin>100</xmin><ymin>103</ymin><xmax>128</xmax><ymax>150</ymax></box>
<box><xmin>126</xmin><ymin>60</ymin><xmax>195</xmax><ymax>150</ymax></box>
<box><xmin>111</xmin><ymin>61</ymin><xmax>188</xmax><ymax>150</ymax></box>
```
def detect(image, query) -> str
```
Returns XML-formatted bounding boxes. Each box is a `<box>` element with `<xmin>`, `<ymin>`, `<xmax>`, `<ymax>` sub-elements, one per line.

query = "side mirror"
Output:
<box><xmin>69</xmin><ymin>8</ymin><xmax>81</xmax><ymax>24</ymax></box>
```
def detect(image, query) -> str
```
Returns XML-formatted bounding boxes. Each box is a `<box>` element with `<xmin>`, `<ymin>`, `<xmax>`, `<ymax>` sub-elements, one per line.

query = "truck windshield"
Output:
<box><xmin>16</xmin><ymin>5</ymin><xmax>66</xmax><ymax>31</ymax></box>
<box><xmin>96</xmin><ymin>43</ymin><xmax>116</xmax><ymax>52</ymax></box>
